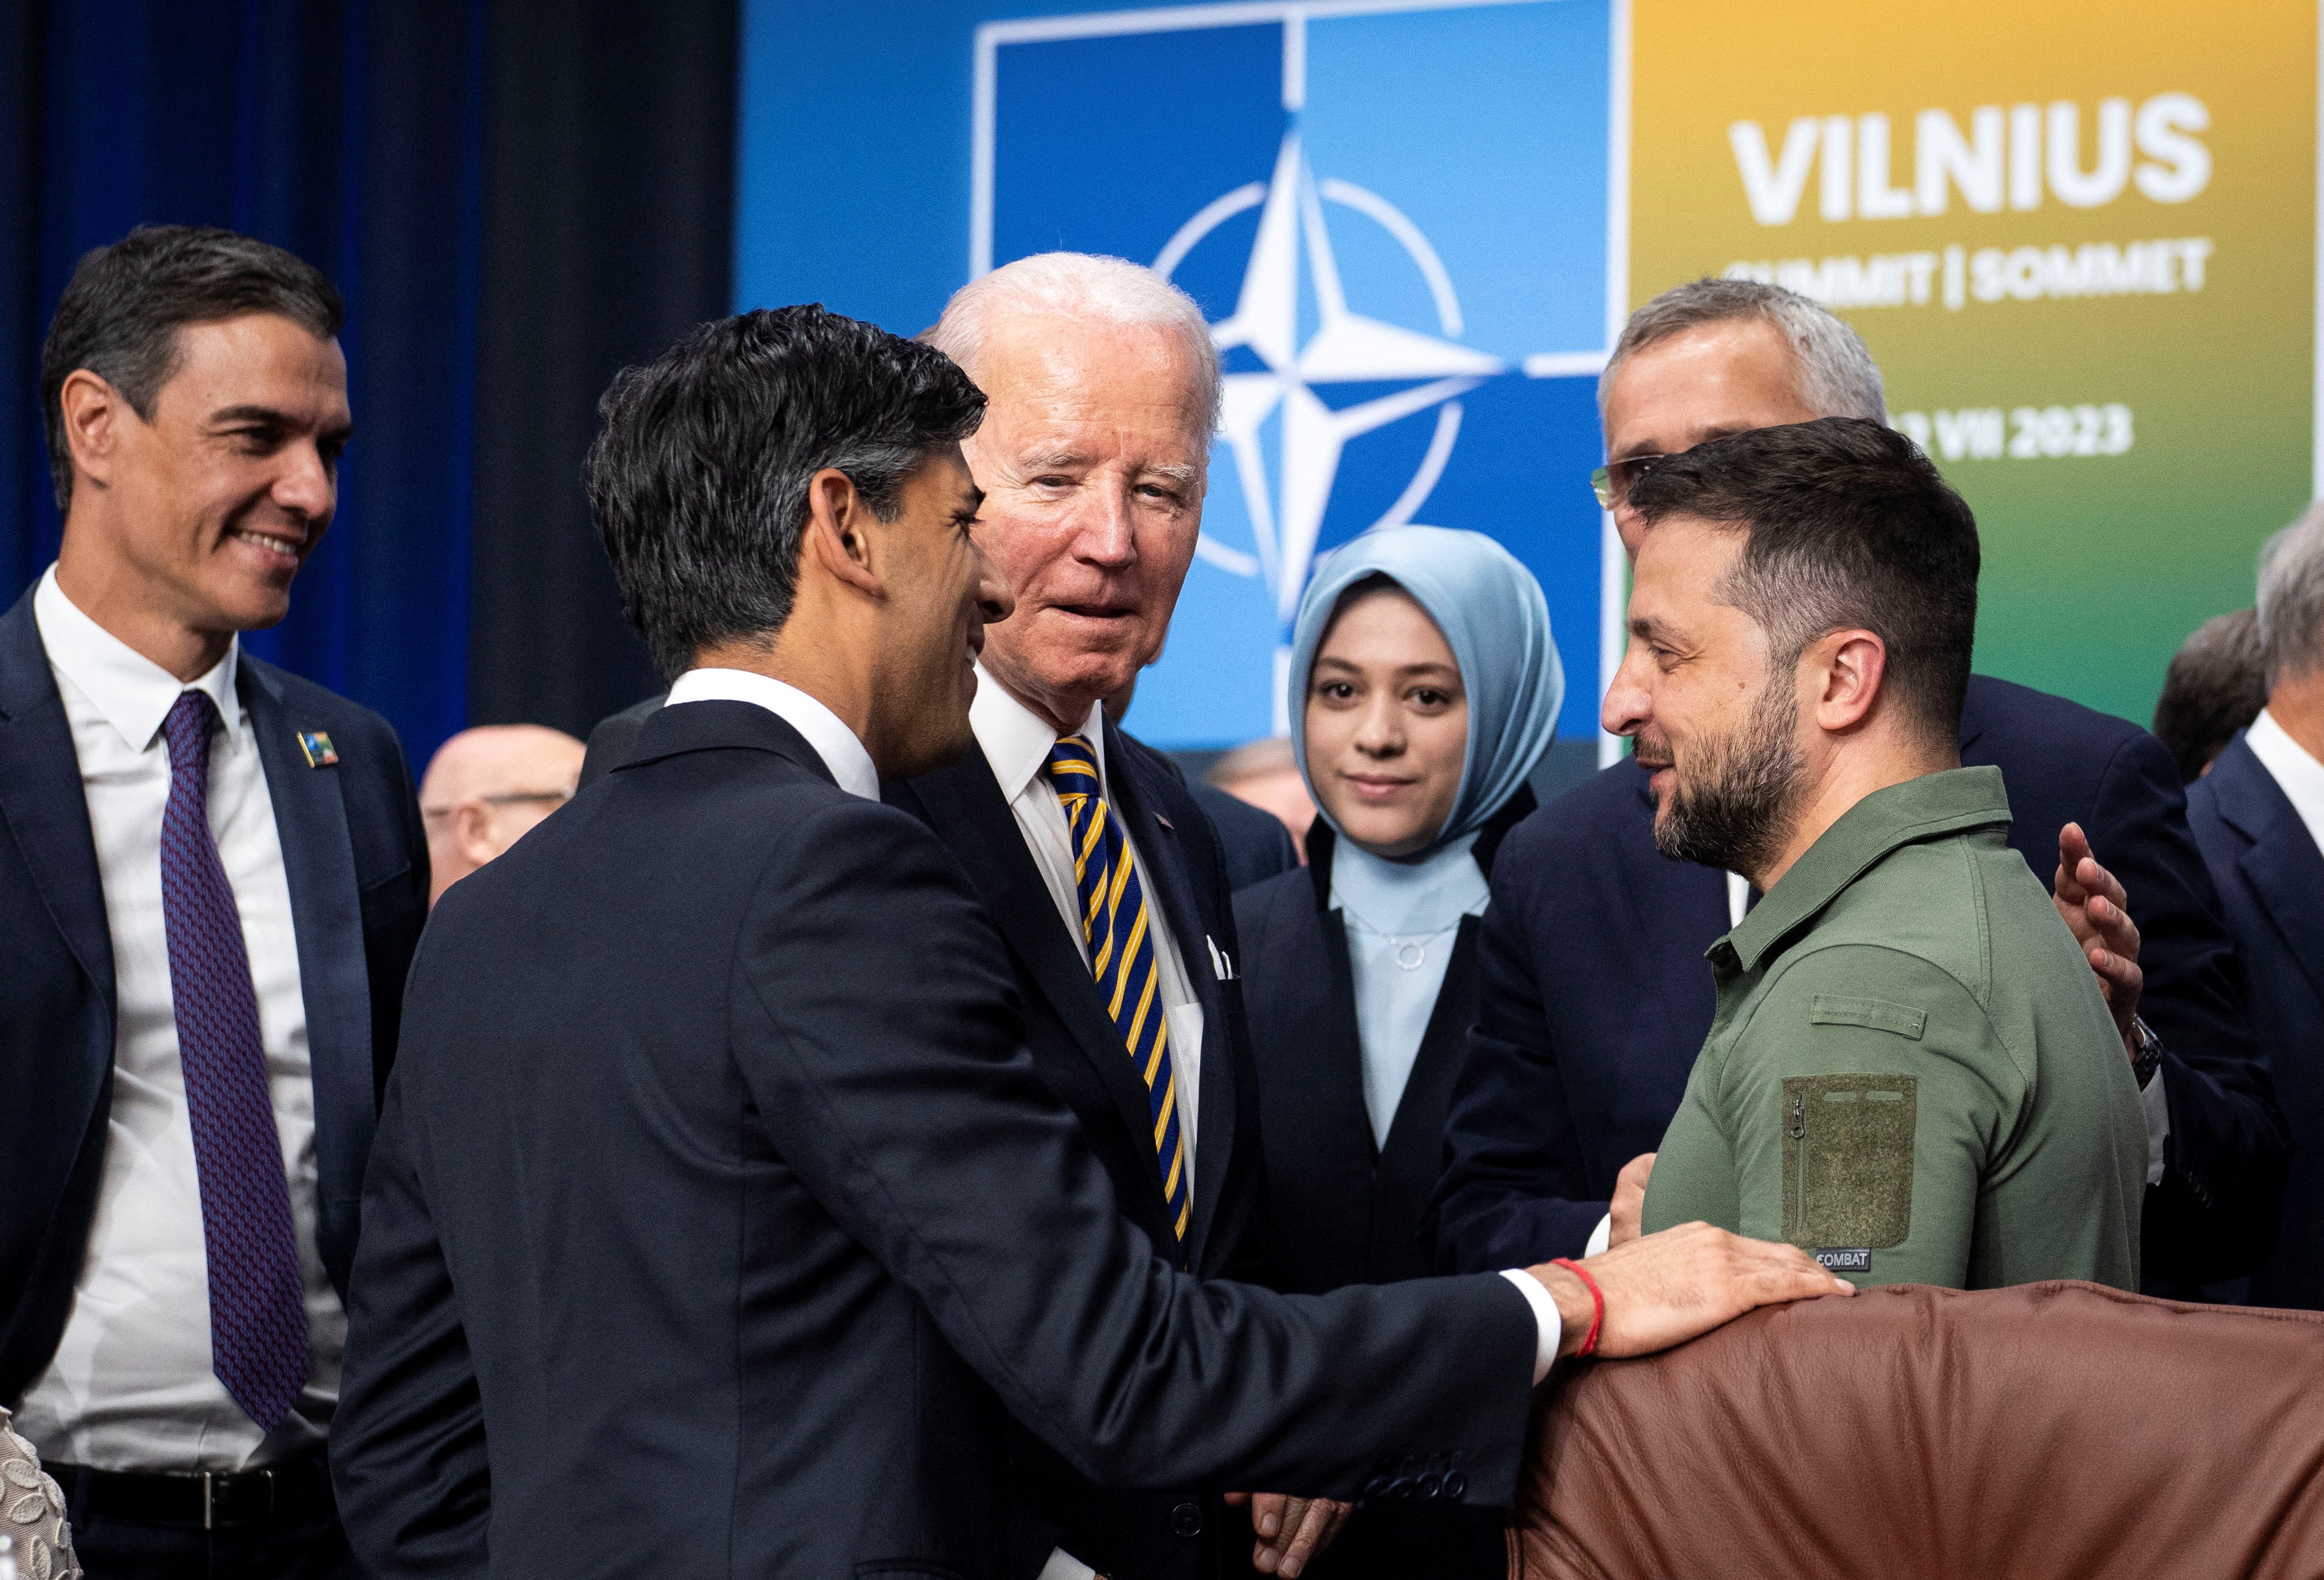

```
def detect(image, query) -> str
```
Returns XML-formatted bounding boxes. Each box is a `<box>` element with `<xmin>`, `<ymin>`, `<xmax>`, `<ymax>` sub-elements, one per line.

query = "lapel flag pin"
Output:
<box><xmin>298</xmin><ymin>731</ymin><xmax>339</xmax><ymax>768</ymax></box>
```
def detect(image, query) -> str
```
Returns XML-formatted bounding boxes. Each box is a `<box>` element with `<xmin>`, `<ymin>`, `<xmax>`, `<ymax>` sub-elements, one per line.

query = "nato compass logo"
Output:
<box><xmin>976</xmin><ymin>0</ymin><xmax>1622</xmax><ymax>750</ymax></box>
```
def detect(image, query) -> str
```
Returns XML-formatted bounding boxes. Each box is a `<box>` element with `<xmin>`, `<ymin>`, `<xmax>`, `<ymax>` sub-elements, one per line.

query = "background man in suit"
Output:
<box><xmin>417</xmin><ymin>724</ymin><xmax>583</xmax><ymax>905</ymax></box>
<box><xmin>2188</xmin><ymin>507</ymin><xmax>2324</xmax><ymax>1308</ymax></box>
<box><xmin>1</xmin><ymin>226</ymin><xmax>429</xmax><ymax>1579</ymax></box>
<box><xmin>1431</xmin><ymin>278</ymin><xmax>2286</xmax><ymax>1293</ymax></box>
<box><xmin>896</xmin><ymin>251</ymin><xmax>1319</xmax><ymax>1579</ymax></box>
<box><xmin>331</xmin><ymin>304</ymin><xmax>1847</xmax><ymax>1580</ymax></box>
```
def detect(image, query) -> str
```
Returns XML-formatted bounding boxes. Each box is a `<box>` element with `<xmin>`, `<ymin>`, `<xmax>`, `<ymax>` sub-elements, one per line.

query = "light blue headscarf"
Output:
<box><xmin>1284</xmin><ymin>526</ymin><xmax>1566</xmax><ymax>1146</ymax></box>
<box><xmin>1288</xmin><ymin>526</ymin><xmax>1565</xmax><ymax>854</ymax></box>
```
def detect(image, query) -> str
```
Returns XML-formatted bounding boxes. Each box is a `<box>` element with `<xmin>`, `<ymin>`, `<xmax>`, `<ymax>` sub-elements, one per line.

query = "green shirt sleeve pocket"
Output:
<box><xmin>1781</xmin><ymin>1074</ymin><xmax>1918</xmax><ymax>1250</ymax></box>
<box><xmin>1808</xmin><ymin>994</ymin><xmax>1927</xmax><ymax>1040</ymax></box>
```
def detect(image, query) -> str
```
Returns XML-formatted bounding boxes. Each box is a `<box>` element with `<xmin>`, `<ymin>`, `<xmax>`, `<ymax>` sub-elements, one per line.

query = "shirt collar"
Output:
<box><xmin>664</xmin><ymin>667</ymin><xmax>880</xmax><ymax>800</ymax></box>
<box><xmin>1715</xmin><ymin>765</ymin><xmax>2012</xmax><ymax>977</ymax></box>
<box><xmin>32</xmin><ymin>562</ymin><xmax>241</xmax><ymax>753</ymax></box>
<box><xmin>2244</xmin><ymin>708</ymin><xmax>2324</xmax><ymax>846</ymax></box>
<box><xmin>970</xmin><ymin>661</ymin><xmax>1107</xmax><ymax>804</ymax></box>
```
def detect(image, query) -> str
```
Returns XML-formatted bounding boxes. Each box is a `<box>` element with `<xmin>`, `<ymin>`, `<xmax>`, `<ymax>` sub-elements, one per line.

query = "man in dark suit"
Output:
<box><xmin>572</xmin><ymin>256</ymin><xmax>1311</xmax><ymax>1578</ymax></box>
<box><xmin>1431</xmin><ymin>278</ymin><xmax>2286</xmax><ymax>1290</ymax></box>
<box><xmin>2188</xmin><ymin>506</ymin><xmax>2324</xmax><ymax>1308</ymax></box>
<box><xmin>330</xmin><ymin>305</ymin><xmax>1846</xmax><ymax>1580</ymax></box>
<box><xmin>900</xmin><ymin>252</ymin><xmax>1324</xmax><ymax>1579</ymax></box>
<box><xmin>1</xmin><ymin>226</ymin><xmax>428</xmax><ymax>1579</ymax></box>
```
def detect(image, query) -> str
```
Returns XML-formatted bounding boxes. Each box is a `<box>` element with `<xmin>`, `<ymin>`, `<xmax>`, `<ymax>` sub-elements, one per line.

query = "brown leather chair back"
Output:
<box><xmin>1513</xmin><ymin>1282</ymin><xmax>2324</xmax><ymax>1580</ymax></box>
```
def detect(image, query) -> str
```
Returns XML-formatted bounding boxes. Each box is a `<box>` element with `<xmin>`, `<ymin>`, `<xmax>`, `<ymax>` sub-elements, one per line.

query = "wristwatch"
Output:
<box><xmin>2127</xmin><ymin>1015</ymin><xmax>2164</xmax><ymax>1090</ymax></box>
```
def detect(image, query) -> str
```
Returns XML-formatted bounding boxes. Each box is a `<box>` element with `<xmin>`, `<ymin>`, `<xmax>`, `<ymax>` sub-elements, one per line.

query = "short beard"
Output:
<box><xmin>1653</xmin><ymin>675</ymin><xmax>1805</xmax><ymax>879</ymax></box>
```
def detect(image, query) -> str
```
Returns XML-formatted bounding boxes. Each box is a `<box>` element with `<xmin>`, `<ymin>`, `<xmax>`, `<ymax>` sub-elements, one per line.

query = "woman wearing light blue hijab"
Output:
<box><xmin>1231</xmin><ymin>525</ymin><xmax>1561</xmax><ymax>1579</ymax></box>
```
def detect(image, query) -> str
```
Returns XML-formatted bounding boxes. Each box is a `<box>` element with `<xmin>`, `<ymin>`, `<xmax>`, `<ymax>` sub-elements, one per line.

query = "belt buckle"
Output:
<box><xmin>200</xmin><ymin>1467</ymin><xmax>275</xmax><ymax>1531</ymax></box>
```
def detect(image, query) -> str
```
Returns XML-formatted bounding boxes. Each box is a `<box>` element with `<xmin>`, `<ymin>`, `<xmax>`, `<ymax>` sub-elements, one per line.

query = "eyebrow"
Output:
<box><xmin>1313</xmin><ymin>655</ymin><xmax>1462</xmax><ymax>679</ymax></box>
<box><xmin>208</xmin><ymin>404</ymin><xmax>354</xmax><ymax>442</ymax></box>
<box><xmin>1015</xmin><ymin>446</ymin><xmax>1202</xmax><ymax>488</ymax></box>
<box><xmin>955</xmin><ymin>485</ymin><xmax>987</xmax><ymax>517</ymax></box>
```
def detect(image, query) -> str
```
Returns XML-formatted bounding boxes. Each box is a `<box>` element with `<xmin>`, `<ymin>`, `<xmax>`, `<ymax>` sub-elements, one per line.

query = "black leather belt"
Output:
<box><xmin>48</xmin><ymin>1451</ymin><xmax>333</xmax><ymax>1531</ymax></box>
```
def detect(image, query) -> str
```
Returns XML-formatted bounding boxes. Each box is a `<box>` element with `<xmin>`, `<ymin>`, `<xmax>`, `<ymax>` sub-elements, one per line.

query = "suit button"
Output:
<box><xmin>1442</xmin><ymin>1471</ymin><xmax>1468</xmax><ymax>1500</ymax></box>
<box><xmin>1384</xmin><ymin>1476</ymin><xmax>1416</xmax><ymax>1501</ymax></box>
<box><xmin>1171</xmin><ymin>1501</ymin><xmax>1202</xmax><ymax>1538</ymax></box>
<box><xmin>1416</xmin><ymin>1473</ymin><xmax>1442</xmax><ymax>1500</ymax></box>
<box><xmin>1362</xmin><ymin>1477</ymin><xmax>1393</xmax><ymax>1501</ymax></box>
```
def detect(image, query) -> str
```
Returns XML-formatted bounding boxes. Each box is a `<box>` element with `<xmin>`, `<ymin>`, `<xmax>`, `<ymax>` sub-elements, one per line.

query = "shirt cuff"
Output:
<box><xmin>1039</xmin><ymin>1549</ymin><xmax>1099</xmax><ymax>1580</ymax></box>
<box><xmin>1498</xmin><ymin>1268</ymin><xmax>1563</xmax><ymax>1384</ymax></box>
<box><xmin>1585</xmin><ymin>1213</ymin><xmax>1613</xmax><ymax>1258</ymax></box>
<box><xmin>2142</xmin><ymin>1059</ymin><xmax>2171</xmax><ymax>1187</ymax></box>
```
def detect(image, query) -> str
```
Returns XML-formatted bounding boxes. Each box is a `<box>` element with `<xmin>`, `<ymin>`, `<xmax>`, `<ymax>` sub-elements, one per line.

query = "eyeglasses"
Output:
<box><xmin>420</xmin><ymin>789</ymin><xmax>572</xmax><ymax>819</ymax></box>
<box><xmin>1589</xmin><ymin>453</ymin><xmax>1669</xmax><ymax>511</ymax></box>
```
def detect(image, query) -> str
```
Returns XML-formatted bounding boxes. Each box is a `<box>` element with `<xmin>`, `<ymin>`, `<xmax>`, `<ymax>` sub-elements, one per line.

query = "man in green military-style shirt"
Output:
<box><xmin>1612</xmin><ymin>417</ymin><xmax>2146</xmax><ymax>1290</ymax></box>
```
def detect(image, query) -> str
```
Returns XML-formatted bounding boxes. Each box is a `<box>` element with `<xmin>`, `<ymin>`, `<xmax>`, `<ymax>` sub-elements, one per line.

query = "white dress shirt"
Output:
<box><xmin>664</xmin><ymin>667</ymin><xmax>880</xmax><ymax>799</ymax></box>
<box><xmin>16</xmin><ymin>566</ymin><xmax>340</xmax><ymax>1472</ymax></box>
<box><xmin>969</xmin><ymin>666</ymin><xmax>1206</xmax><ymax>1190</ymax></box>
<box><xmin>2246</xmin><ymin>708</ymin><xmax>2324</xmax><ymax>856</ymax></box>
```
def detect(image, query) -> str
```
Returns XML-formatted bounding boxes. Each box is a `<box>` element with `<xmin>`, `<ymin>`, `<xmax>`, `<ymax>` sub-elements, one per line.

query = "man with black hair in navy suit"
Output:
<box><xmin>1431</xmin><ymin>277</ymin><xmax>2288</xmax><ymax>1293</ymax></box>
<box><xmin>2189</xmin><ymin>505</ymin><xmax>2324</xmax><ymax>1309</ymax></box>
<box><xmin>0</xmin><ymin>225</ymin><xmax>428</xmax><ymax>1579</ymax></box>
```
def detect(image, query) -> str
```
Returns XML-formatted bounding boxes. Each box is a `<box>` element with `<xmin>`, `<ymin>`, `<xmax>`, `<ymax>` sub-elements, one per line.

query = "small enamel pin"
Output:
<box><xmin>297</xmin><ymin>731</ymin><xmax>339</xmax><ymax>768</ymax></box>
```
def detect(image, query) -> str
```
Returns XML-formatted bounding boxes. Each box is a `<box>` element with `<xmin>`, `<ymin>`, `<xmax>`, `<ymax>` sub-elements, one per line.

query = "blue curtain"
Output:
<box><xmin>1</xmin><ymin>0</ymin><xmax>486</xmax><ymax>772</ymax></box>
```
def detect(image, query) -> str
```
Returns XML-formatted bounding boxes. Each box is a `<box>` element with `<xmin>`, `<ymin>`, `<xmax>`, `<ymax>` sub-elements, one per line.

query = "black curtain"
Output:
<box><xmin>0</xmin><ymin>0</ymin><xmax>738</xmax><ymax>765</ymax></box>
<box><xmin>0</xmin><ymin>0</ymin><xmax>487</xmax><ymax>771</ymax></box>
<box><xmin>466</xmin><ymin>0</ymin><xmax>738</xmax><ymax>738</ymax></box>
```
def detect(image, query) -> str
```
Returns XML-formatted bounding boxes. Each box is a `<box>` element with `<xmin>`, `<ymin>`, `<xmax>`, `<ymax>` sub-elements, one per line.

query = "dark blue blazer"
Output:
<box><xmin>2188</xmin><ymin>733</ymin><xmax>2324</xmax><ymax>1309</ymax></box>
<box><xmin>1430</xmin><ymin>674</ymin><xmax>2289</xmax><ymax>1287</ymax></box>
<box><xmin>332</xmin><ymin>701</ymin><xmax>1537</xmax><ymax>1580</ymax></box>
<box><xmin>1192</xmin><ymin>780</ymin><xmax>1300</xmax><ymax>892</ymax></box>
<box><xmin>888</xmin><ymin>720</ymin><xmax>1273</xmax><ymax>1580</ymax></box>
<box><xmin>1233</xmin><ymin>794</ymin><xmax>1532</xmax><ymax>1297</ymax></box>
<box><xmin>0</xmin><ymin>584</ymin><xmax>428</xmax><ymax>1404</ymax></box>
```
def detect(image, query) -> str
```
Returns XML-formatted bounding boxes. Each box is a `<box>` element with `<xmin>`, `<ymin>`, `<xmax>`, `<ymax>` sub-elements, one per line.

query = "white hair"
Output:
<box><xmin>2258</xmin><ymin>500</ymin><xmax>2324</xmax><ymax>686</ymax></box>
<box><xmin>922</xmin><ymin>252</ymin><xmax>1222</xmax><ymax>433</ymax></box>
<box><xmin>1600</xmin><ymin>277</ymin><xmax>1887</xmax><ymax>424</ymax></box>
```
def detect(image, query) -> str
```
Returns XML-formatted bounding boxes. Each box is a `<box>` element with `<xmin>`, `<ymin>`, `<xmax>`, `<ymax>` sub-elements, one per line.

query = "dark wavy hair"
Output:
<box><xmin>1629</xmin><ymin>417</ymin><xmax>1981</xmax><ymax>746</ymax></box>
<box><xmin>41</xmin><ymin>225</ymin><xmax>343</xmax><ymax>511</ymax></box>
<box><xmin>585</xmin><ymin>305</ymin><xmax>987</xmax><ymax>680</ymax></box>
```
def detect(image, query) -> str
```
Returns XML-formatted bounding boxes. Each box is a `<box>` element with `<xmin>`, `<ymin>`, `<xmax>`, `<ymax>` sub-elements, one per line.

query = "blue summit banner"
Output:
<box><xmin>737</xmin><ymin>0</ymin><xmax>1627</xmax><ymax>756</ymax></box>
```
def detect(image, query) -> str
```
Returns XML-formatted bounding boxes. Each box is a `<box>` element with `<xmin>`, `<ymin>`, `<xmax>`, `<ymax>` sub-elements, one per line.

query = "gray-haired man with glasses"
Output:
<box><xmin>418</xmin><ymin>724</ymin><xmax>583</xmax><ymax>905</ymax></box>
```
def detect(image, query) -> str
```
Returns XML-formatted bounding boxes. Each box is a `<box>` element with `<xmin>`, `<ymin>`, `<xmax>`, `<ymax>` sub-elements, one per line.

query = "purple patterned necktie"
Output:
<box><xmin>158</xmin><ymin>689</ymin><xmax>309</xmax><ymax>1431</ymax></box>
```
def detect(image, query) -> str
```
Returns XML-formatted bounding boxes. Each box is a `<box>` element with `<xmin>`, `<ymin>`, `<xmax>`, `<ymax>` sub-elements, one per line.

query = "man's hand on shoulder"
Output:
<box><xmin>1529</xmin><ymin>1221</ymin><xmax>1852</xmax><ymax>1360</ymax></box>
<box><xmin>2053</xmin><ymin>821</ymin><xmax>2144</xmax><ymax>1044</ymax></box>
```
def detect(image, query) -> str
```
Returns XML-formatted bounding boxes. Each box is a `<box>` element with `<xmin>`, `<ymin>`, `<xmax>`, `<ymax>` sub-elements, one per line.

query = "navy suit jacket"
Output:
<box><xmin>332</xmin><ymin>701</ymin><xmax>1537</xmax><ymax>1580</ymax></box>
<box><xmin>0</xmin><ymin>584</ymin><xmax>428</xmax><ymax>1404</ymax></box>
<box><xmin>1431</xmin><ymin>674</ymin><xmax>2289</xmax><ymax>1287</ymax></box>
<box><xmin>887</xmin><ymin>720</ymin><xmax>1274</xmax><ymax>1580</ymax></box>
<box><xmin>2188</xmin><ymin>733</ymin><xmax>2324</xmax><ymax>1308</ymax></box>
<box><xmin>1233</xmin><ymin>794</ymin><xmax>1532</xmax><ymax>1297</ymax></box>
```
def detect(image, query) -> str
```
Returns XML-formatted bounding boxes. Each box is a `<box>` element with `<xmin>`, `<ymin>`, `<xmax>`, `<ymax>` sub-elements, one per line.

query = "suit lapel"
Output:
<box><xmin>2214</xmin><ymin>738</ymin><xmax>2324</xmax><ymax>1006</ymax></box>
<box><xmin>907</xmin><ymin>750</ymin><xmax>1171</xmax><ymax>1209</ymax></box>
<box><xmin>239</xmin><ymin>661</ymin><xmax>376</xmax><ymax>1241</ymax></box>
<box><xmin>0</xmin><ymin>589</ymin><xmax>115</xmax><ymax>1141</ymax></box>
<box><xmin>1105</xmin><ymin>731</ymin><xmax>1235</xmax><ymax>1267</ymax></box>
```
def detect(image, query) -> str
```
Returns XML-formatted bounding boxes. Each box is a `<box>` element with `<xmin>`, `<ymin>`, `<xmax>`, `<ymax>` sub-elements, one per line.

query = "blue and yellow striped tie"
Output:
<box><xmin>1045</xmin><ymin>735</ymin><xmax>1191</xmax><ymax>1243</ymax></box>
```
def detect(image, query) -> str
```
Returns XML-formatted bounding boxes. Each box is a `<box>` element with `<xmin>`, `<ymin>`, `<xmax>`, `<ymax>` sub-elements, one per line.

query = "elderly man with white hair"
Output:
<box><xmin>893</xmin><ymin>254</ymin><xmax>1343</xmax><ymax>1580</ymax></box>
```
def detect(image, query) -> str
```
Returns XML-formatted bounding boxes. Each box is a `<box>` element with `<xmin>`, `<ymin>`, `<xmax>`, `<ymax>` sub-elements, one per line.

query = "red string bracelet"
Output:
<box><xmin>1550</xmin><ymin>1257</ymin><xmax>1604</xmax><ymax>1358</ymax></box>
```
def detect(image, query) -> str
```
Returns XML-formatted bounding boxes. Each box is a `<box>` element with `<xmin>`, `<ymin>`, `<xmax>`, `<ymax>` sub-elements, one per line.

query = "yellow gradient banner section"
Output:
<box><xmin>1629</xmin><ymin>1</ymin><xmax>2315</xmax><ymax>726</ymax></box>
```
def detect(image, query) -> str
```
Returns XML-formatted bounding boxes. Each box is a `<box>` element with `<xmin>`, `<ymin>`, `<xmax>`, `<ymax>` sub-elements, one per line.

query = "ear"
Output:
<box><xmin>450</xmin><ymin>801</ymin><xmax>500</xmax><ymax>868</ymax></box>
<box><xmin>800</xmin><ymin>468</ymin><xmax>884</xmax><ymax>599</ymax></box>
<box><xmin>57</xmin><ymin>369</ymin><xmax>130</xmax><ymax>493</ymax></box>
<box><xmin>1809</xmin><ymin>629</ymin><xmax>1888</xmax><ymax>734</ymax></box>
